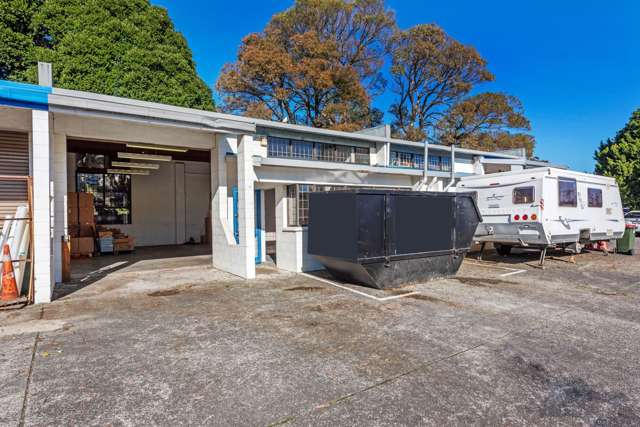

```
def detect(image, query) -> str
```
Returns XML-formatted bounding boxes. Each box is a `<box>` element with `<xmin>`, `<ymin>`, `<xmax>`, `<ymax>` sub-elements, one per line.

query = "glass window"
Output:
<box><xmin>267</xmin><ymin>137</ymin><xmax>289</xmax><ymax>158</ymax></box>
<box><xmin>428</xmin><ymin>155</ymin><xmax>441</xmax><ymax>171</ymax></box>
<box><xmin>354</xmin><ymin>147</ymin><xmax>369</xmax><ymax>165</ymax></box>
<box><xmin>290</xmin><ymin>140</ymin><xmax>314</xmax><ymax>160</ymax></box>
<box><xmin>558</xmin><ymin>178</ymin><xmax>577</xmax><ymax>207</ymax></box>
<box><xmin>513</xmin><ymin>186</ymin><xmax>535</xmax><ymax>204</ymax></box>
<box><xmin>587</xmin><ymin>188</ymin><xmax>603</xmax><ymax>208</ymax></box>
<box><xmin>413</xmin><ymin>153</ymin><xmax>424</xmax><ymax>170</ymax></box>
<box><xmin>390</xmin><ymin>151</ymin><xmax>414</xmax><ymax>168</ymax></box>
<box><xmin>287</xmin><ymin>184</ymin><xmax>311</xmax><ymax>226</ymax></box>
<box><xmin>77</xmin><ymin>172</ymin><xmax>131</xmax><ymax>225</ymax></box>
<box><xmin>77</xmin><ymin>153</ymin><xmax>106</xmax><ymax>169</ymax></box>
<box><xmin>440</xmin><ymin>156</ymin><xmax>452</xmax><ymax>172</ymax></box>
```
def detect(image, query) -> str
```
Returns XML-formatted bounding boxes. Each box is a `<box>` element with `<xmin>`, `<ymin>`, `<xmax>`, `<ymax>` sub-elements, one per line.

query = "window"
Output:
<box><xmin>513</xmin><ymin>186</ymin><xmax>535</xmax><ymax>204</ymax></box>
<box><xmin>558</xmin><ymin>178</ymin><xmax>577</xmax><ymax>207</ymax></box>
<box><xmin>267</xmin><ymin>137</ymin><xmax>290</xmax><ymax>158</ymax></box>
<box><xmin>287</xmin><ymin>184</ymin><xmax>310</xmax><ymax>227</ymax></box>
<box><xmin>286</xmin><ymin>184</ymin><xmax>350</xmax><ymax>227</ymax></box>
<box><xmin>588</xmin><ymin>188</ymin><xmax>603</xmax><ymax>208</ymax></box>
<box><xmin>76</xmin><ymin>152</ymin><xmax>132</xmax><ymax>225</ymax></box>
<box><xmin>267</xmin><ymin>137</ymin><xmax>369</xmax><ymax>165</ymax></box>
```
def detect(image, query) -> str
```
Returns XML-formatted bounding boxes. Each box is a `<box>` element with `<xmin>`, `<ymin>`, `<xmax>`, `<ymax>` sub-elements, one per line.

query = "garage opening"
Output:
<box><xmin>62</xmin><ymin>139</ymin><xmax>212</xmax><ymax>296</ymax></box>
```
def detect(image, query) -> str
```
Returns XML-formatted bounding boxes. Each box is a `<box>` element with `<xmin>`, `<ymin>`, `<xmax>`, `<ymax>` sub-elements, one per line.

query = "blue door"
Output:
<box><xmin>255</xmin><ymin>190</ymin><xmax>262</xmax><ymax>264</ymax></box>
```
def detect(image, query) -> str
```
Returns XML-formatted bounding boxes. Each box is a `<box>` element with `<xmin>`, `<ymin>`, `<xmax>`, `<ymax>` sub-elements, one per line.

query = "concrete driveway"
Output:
<box><xmin>1</xmin><ymin>247</ymin><xmax>640</xmax><ymax>426</ymax></box>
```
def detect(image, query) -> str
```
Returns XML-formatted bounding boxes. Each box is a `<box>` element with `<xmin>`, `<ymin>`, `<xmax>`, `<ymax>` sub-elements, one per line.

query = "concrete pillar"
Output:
<box><xmin>210</xmin><ymin>134</ymin><xmax>256</xmax><ymax>279</ymax></box>
<box><xmin>31</xmin><ymin>110</ymin><xmax>53</xmax><ymax>303</ymax></box>
<box><xmin>52</xmin><ymin>133</ymin><xmax>67</xmax><ymax>284</ymax></box>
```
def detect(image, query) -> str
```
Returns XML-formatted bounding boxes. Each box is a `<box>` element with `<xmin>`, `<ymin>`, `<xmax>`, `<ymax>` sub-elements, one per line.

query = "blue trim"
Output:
<box><xmin>232</xmin><ymin>187</ymin><xmax>239</xmax><ymax>244</ymax></box>
<box><xmin>255</xmin><ymin>190</ymin><xmax>262</xmax><ymax>264</ymax></box>
<box><xmin>0</xmin><ymin>79</ymin><xmax>51</xmax><ymax>110</ymax></box>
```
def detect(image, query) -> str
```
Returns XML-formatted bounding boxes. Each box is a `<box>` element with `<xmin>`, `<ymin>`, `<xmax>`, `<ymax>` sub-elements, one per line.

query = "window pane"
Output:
<box><xmin>77</xmin><ymin>173</ymin><xmax>104</xmax><ymax>207</ymax></box>
<box><xmin>104</xmin><ymin>174</ymin><xmax>131</xmax><ymax>224</ymax></box>
<box><xmin>587</xmin><ymin>188</ymin><xmax>603</xmax><ymax>208</ymax></box>
<box><xmin>297</xmin><ymin>184</ymin><xmax>310</xmax><ymax>226</ymax></box>
<box><xmin>334</xmin><ymin>145</ymin><xmax>351</xmax><ymax>162</ymax></box>
<box><xmin>287</xmin><ymin>185</ymin><xmax>298</xmax><ymax>227</ymax></box>
<box><xmin>267</xmin><ymin>137</ymin><xmax>290</xmax><ymax>158</ymax></box>
<box><xmin>513</xmin><ymin>186</ymin><xmax>535</xmax><ymax>204</ymax></box>
<box><xmin>428</xmin><ymin>155</ymin><xmax>441</xmax><ymax>171</ymax></box>
<box><xmin>290</xmin><ymin>140</ymin><xmax>314</xmax><ymax>160</ymax></box>
<box><xmin>354</xmin><ymin>147</ymin><xmax>369</xmax><ymax>164</ymax></box>
<box><xmin>441</xmin><ymin>156</ymin><xmax>452</xmax><ymax>172</ymax></box>
<box><xmin>559</xmin><ymin>179</ymin><xmax>577</xmax><ymax>207</ymax></box>
<box><xmin>77</xmin><ymin>153</ymin><xmax>106</xmax><ymax>169</ymax></box>
<box><xmin>413</xmin><ymin>154</ymin><xmax>424</xmax><ymax>170</ymax></box>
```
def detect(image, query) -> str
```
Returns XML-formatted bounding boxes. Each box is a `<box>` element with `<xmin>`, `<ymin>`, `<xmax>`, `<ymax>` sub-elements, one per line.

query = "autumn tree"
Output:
<box><xmin>388</xmin><ymin>24</ymin><xmax>493</xmax><ymax>141</ymax></box>
<box><xmin>594</xmin><ymin>109</ymin><xmax>640</xmax><ymax>208</ymax></box>
<box><xmin>216</xmin><ymin>0</ymin><xmax>395</xmax><ymax>131</ymax></box>
<box><xmin>437</xmin><ymin>92</ymin><xmax>535</xmax><ymax>156</ymax></box>
<box><xmin>0</xmin><ymin>0</ymin><xmax>214</xmax><ymax>110</ymax></box>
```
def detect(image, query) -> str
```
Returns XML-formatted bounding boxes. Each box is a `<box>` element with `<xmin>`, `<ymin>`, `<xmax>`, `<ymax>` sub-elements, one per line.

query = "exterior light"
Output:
<box><xmin>111</xmin><ymin>161</ymin><xmax>160</xmax><ymax>170</ymax></box>
<box><xmin>125</xmin><ymin>143</ymin><xmax>187</xmax><ymax>152</ymax></box>
<box><xmin>513</xmin><ymin>215</ymin><xmax>520</xmax><ymax>221</ymax></box>
<box><xmin>531</xmin><ymin>213</ymin><xmax>538</xmax><ymax>220</ymax></box>
<box><xmin>118</xmin><ymin>152</ymin><xmax>172</xmax><ymax>162</ymax></box>
<box><xmin>522</xmin><ymin>214</ymin><xmax>529</xmax><ymax>221</ymax></box>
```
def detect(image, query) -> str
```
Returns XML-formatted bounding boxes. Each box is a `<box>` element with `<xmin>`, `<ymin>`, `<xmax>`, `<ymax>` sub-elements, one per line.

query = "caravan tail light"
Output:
<box><xmin>513</xmin><ymin>214</ymin><xmax>520</xmax><ymax>221</ymax></box>
<box><xmin>531</xmin><ymin>213</ymin><xmax>538</xmax><ymax>221</ymax></box>
<box><xmin>522</xmin><ymin>214</ymin><xmax>529</xmax><ymax>221</ymax></box>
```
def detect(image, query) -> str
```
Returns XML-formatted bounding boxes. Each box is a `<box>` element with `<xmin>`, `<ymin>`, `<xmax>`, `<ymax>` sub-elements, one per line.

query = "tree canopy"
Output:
<box><xmin>594</xmin><ymin>108</ymin><xmax>640</xmax><ymax>209</ymax></box>
<box><xmin>217</xmin><ymin>0</ymin><xmax>394</xmax><ymax>131</ymax></box>
<box><xmin>437</xmin><ymin>92</ymin><xmax>535</xmax><ymax>156</ymax></box>
<box><xmin>388</xmin><ymin>24</ymin><xmax>493</xmax><ymax>141</ymax></box>
<box><xmin>0</xmin><ymin>0</ymin><xmax>214</xmax><ymax>110</ymax></box>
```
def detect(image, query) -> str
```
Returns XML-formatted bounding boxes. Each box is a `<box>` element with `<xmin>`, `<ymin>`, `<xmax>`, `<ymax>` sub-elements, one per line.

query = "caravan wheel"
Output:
<box><xmin>495</xmin><ymin>244</ymin><xmax>512</xmax><ymax>256</ymax></box>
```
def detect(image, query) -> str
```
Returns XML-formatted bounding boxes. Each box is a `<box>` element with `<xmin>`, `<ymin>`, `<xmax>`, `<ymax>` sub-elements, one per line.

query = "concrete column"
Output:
<box><xmin>210</xmin><ymin>134</ymin><xmax>256</xmax><ymax>279</ymax></box>
<box><xmin>31</xmin><ymin>110</ymin><xmax>53</xmax><ymax>303</ymax></box>
<box><xmin>52</xmin><ymin>133</ymin><xmax>67</xmax><ymax>284</ymax></box>
<box><xmin>236</xmin><ymin>134</ymin><xmax>256</xmax><ymax>278</ymax></box>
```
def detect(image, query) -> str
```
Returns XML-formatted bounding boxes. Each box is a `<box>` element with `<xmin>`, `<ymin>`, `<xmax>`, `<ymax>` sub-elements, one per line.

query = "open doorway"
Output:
<box><xmin>62</xmin><ymin>139</ymin><xmax>213</xmax><ymax>298</ymax></box>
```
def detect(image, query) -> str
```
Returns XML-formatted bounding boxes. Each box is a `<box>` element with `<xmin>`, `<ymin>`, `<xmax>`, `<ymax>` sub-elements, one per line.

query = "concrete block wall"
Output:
<box><xmin>31</xmin><ymin>110</ymin><xmax>53</xmax><ymax>303</ymax></box>
<box><xmin>211</xmin><ymin>134</ymin><xmax>256</xmax><ymax>279</ymax></box>
<box><xmin>274</xmin><ymin>184</ymin><xmax>323</xmax><ymax>273</ymax></box>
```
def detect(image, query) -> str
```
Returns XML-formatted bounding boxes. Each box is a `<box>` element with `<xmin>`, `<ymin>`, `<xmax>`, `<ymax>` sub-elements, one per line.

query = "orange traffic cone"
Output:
<box><xmin>1</xmin><ymin>244</ymin><xmax>19</xmax><ymax>301</ymax></box>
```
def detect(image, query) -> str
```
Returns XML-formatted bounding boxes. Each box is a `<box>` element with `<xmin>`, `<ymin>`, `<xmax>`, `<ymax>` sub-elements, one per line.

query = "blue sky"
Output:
<box><xmin>152</xmin><ymin>0</ymin><xmax>639</xmax><ymax>172</ymax></box>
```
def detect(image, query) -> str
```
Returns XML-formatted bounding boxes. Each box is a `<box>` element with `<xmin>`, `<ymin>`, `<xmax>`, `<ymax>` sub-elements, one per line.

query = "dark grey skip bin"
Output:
<box><xmin>307</xmin><ymin>190</ymin><xmax>481</xmax><ymax>289</ymax></box>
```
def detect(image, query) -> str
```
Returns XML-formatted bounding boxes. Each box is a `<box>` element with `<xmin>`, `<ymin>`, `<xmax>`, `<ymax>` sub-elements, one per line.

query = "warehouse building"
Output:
<box><xmin>0</xmin><ymin>63</ymin><xmax>554</xmax><ymax>304</ymax></box>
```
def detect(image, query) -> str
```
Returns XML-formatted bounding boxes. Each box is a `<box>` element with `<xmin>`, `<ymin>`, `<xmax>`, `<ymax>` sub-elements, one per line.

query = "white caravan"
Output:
<box><xmin>457</xmin><ymin>167</ymin><xmax>625</xmax><ymax>256</ymax></box>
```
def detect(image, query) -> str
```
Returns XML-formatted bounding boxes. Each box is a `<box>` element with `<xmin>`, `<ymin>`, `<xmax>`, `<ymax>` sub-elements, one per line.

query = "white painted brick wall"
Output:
<box><xmin>31</xmin><ymin>110</ymin><xmax>53</xmax><ymax>304</ymax></box>
<box><xmin>52</xmin><ymin>133</ymin><xmax>67</xmax><ymax>284</ymax></box>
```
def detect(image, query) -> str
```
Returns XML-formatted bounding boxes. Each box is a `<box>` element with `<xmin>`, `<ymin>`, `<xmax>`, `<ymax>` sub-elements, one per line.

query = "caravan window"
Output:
<box><xmin>513</xmin><ymin>186</ymin><xmax>535</xmax><ymax>204</ymax></box>
<box><xmin>558</xmin><ymin>178</ymin><xmax>577</xmax><ymax>207</ymax></box>
<box><xmin>588</xmin><ymin>188</ymin><xmax>603</xmax><ymax>207</ymax></box>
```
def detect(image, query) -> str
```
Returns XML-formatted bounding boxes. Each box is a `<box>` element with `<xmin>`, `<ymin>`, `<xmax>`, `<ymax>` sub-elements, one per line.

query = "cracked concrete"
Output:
<box><xmin>1</xmin><ymin>244</ymin><xmax>639</xmax><ymax>426</ymax></box>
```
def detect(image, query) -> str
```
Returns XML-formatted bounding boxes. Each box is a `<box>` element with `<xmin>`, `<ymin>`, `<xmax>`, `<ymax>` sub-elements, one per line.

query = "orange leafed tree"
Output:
<box><xmin>437</xmin><ymin>92</ymin><xmax>535</xmax><ymax>156</ymax></box>
<box><xmin>216</xmin><ymin>0</ymin><xmax>395</xmax><ymax>131</ymax></box>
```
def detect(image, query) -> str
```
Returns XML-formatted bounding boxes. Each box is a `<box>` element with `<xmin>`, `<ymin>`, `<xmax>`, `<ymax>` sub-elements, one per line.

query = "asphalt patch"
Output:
<box><xmin>454</xmin><ymin>276</ymin><xmax>516</xmax><ymax>288</ymax></box>
<box><xmin>406</xmin><ymin>294</ymin><xmax>461</xmax><ymax>307</ymax></box>
<box><xmin>147</xmin><ymin>289</ymin><xmax>182</xmax><ymax>297</ymax></box>
<box><xmin>284</xmin><ymin>286</ymin><xmax>325</xmax><ymax>292</ymax></box>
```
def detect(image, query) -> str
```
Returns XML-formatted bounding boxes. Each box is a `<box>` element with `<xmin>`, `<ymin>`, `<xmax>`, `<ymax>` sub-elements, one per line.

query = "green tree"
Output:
<box><xmin>594</xmin><ymin>109</ymin><xmax>640</xmax><ymax>209</ymax></box>
<box><xmin>0</xmin><ymin>0</ymin><xmax>214</xmax><ymax>110</ymax></box>
<box><xmin>217</xmin><ymin>0</ymin><xmax>394</xmax><ymax>131</ymax></box>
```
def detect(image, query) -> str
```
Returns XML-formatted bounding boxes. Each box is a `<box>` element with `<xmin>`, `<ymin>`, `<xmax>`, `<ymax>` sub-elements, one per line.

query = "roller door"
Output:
<box><xmin>0</xmin><ymin>131</ymin><xmax>29</xmax><ymax>218</ymax></box>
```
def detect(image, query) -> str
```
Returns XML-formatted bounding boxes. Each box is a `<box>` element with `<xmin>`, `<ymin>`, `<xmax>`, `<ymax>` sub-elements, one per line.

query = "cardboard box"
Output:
<box><xmin>71</xmin><ymin>237</ymin><xmax>94</xmax><ymax>256</ymax></box>
<box><xmin>68</xmin><ymin>192</ymin><xmax>95</xmax><ymax>225</ymax></box>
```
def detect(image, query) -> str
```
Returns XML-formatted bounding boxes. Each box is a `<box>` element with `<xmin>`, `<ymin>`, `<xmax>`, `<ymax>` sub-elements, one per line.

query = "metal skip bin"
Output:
<box><xmin>307</xmin><ymin>190</ymin><xmax>482</xmax><ymax>289</ymax></box>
